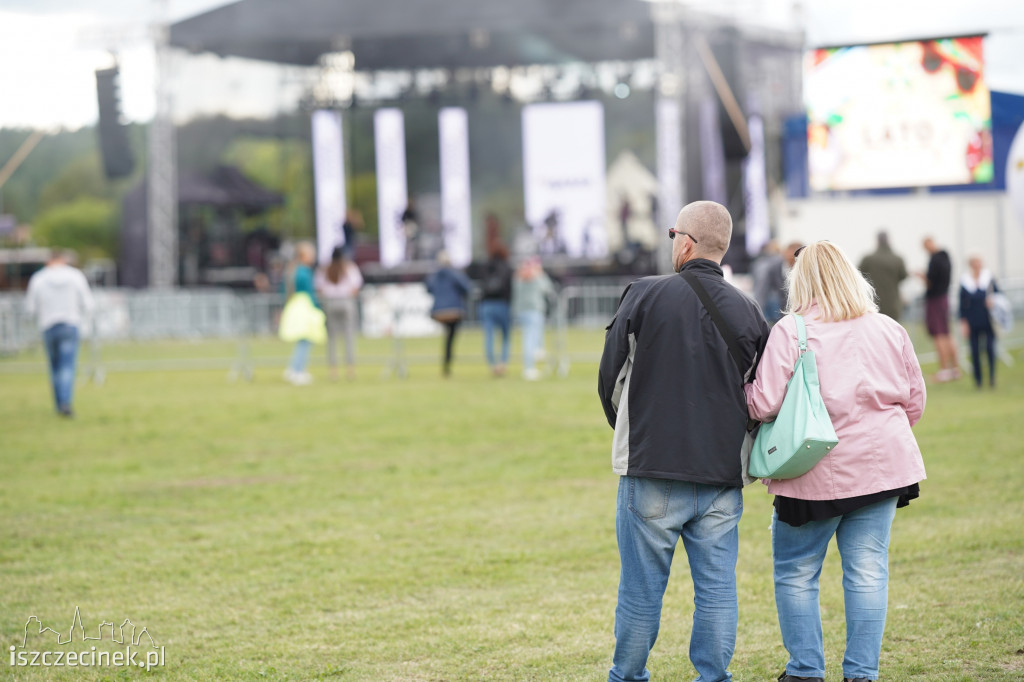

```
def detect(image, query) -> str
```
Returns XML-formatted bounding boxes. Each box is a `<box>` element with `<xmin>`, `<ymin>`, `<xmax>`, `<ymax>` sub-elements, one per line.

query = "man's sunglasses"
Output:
<box><xmin>668</xmin><ymin>229</ymin><xmax>698</xmax><ymax>244</ymax></box>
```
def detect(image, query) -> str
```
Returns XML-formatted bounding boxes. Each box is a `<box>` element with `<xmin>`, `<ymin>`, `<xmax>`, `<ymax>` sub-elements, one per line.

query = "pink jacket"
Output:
<box><xmin>745</xmin><ymin>306</ymin><xmax>927</xmax><ymax>500</ymax></box>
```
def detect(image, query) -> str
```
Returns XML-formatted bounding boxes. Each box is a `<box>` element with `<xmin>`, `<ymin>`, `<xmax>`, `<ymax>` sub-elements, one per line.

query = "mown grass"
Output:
<box><xmin>0</xmin><ymin>330</ymin><xmax>1022</xmax><ymax>681</ymax></box>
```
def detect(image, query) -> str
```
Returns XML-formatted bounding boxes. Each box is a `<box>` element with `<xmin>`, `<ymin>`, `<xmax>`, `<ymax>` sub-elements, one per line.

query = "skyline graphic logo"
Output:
<box><xmin>10</xmin><ymin>606</ymin><xmax>165</xmax><ymax>672</ymax></box>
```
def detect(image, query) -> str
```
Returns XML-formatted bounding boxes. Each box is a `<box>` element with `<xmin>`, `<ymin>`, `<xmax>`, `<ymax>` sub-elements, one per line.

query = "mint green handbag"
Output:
<box><xmin>748</xmin><ymin>315</ymin><xmax>839</xmax><ymax>479</ymax></box>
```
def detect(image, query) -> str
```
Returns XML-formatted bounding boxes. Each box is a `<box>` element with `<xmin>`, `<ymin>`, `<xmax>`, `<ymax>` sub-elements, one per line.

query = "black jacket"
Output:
<box><xmin>480</xmin><ymin>257</ymin><xmax>513</xmax><ymax>301</ymax></box>
<box><xmin>598</xmin><ymin>259</ymin><xmax>770</xmax><ymax>487</ymax></box>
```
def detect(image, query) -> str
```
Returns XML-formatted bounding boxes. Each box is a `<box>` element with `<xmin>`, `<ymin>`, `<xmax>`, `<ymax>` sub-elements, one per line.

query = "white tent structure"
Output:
<box><xmin>605</xmin><ymin>151</ymin><xmax>659</xmax><ymax>253</ymax></box>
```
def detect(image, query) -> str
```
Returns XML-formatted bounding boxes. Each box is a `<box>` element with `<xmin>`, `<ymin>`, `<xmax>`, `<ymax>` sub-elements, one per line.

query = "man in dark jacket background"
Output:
<box><xmin>599</xmin><ymin>200</ymin><xmax>769</xmax><ymax>682</ymax></box>
<box><xmin>858</xmin><ymin>231</ymin><xmax>908</xmax><ymax>320</ymax></box>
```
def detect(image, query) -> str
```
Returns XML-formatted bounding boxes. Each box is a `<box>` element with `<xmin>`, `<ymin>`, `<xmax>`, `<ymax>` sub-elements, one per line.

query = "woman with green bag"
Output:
<box><xmin>279</xmin><ymin>241</ymin><xmax>326</xmax><ymax>386</ymax></box>
<box><xmin>745</xmin><ymin>241</ymin><xmax>927</xmax><ymax>682</ymax></box>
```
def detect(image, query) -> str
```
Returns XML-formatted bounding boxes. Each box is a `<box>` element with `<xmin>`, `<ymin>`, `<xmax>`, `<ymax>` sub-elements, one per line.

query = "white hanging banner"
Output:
<box><xmin>1008</xmin><ymin>122</ymin><xmax>1024</xmax><ymax>235</ymax></box>
<box><xmin>656</xmin><ymin>97</ymin><xmax>682</xmax><ymax>227</ymax></box>
<box><xmin>743</xmin><ymin>114</ymin><xmax>771</xmax><ymax>258</ymax></box>
<box><xmin>439</xmin><ymin>107</ymin><xmax>473</xmax><ymax>268</ymax></box>
<box><xmin>522</xmin><ymin>101</ymin><xmax>607</xmax><ymax>259</ymax></box>
<box><xmin>699</xmin><ymin>97</ymin><xmax>727</xmax><ymax>206</ymax></box>
<box><xmin>374</xmin><ymin>108</ymin><xmax>408</xmax><ymax>268</ymax></box>
<box><xmin>311</xmin><ymin>110</ymin><xmax>346</xmax><ymax>265</ymax></box>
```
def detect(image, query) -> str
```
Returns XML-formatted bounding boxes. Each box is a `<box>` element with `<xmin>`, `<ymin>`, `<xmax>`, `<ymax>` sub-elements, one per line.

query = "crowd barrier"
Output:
<box><xmin>2</xmin><ymin>279</ymin><xmax>1022</xmax><ymax>378</ymax></box>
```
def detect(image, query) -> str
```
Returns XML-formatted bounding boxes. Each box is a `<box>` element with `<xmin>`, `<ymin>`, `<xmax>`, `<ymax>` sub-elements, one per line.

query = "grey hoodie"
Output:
<box><xmin>24</xmin><ymin>264</ymin><xmax>95</xmax><ymax>331</ymax></box>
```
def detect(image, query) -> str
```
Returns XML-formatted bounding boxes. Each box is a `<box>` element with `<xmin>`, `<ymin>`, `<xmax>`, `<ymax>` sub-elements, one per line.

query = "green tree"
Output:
<box><xmin>37</xmin><ymin>152</ymin><xmax>113</xmax><ymax>211</ymax></box>
<box><xmin>32</xmin><ymin>197</ymin><xmax>119</xmax><ymax>260</ymax></box>
<box><xmin>349</xmin><ymin>172</ymin><xmax>378</xmax><ymax>237</ymax></box>
<box><xmin>222</xmin><ymin>137</ymin><xmax>314</xmax><ymax>238</ymax></box>
<box><xmin>0</xmin><ymin>127</ymin><xmax>101</xmax><ymax>223</ymax></box>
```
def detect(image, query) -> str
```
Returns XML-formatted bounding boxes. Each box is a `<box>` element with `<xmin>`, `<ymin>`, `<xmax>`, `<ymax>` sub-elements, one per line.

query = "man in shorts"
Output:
<box><xmin>918</xmin><ymin>237</ymin><xmax>961</xmax><ymax>381</ymax></box>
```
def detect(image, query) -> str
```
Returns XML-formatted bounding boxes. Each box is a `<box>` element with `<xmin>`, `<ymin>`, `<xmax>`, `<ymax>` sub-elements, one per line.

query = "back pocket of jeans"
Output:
<box><xmin>710</xmin><ymin>486</ymin><xmax>743</xmax><ymax>516</ymax></box>
<box><xmin>628</xmin><ymin>477</ymin><xmax>672</xmax><ymax>520</ymax></box>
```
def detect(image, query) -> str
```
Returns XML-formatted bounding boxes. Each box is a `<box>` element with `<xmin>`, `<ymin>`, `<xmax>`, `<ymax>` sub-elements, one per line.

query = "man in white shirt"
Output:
<box><xmin>24</xmin><ymin>250</ymin><xmax>95</xmax><ymax>417</ymax></box>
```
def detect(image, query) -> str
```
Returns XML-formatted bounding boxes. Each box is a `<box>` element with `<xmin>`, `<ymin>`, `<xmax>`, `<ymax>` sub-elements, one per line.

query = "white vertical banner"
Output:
<box><xmin>656</xmin><ymin>97</ymin><xmax>682</xmax><ymax>226</ymax></box>
<box><xmin>698</xmin><ymin>97</ymin><xmax>727</xmax><ymax>206</ymax></box>
<box><xmin>656</xmin><ymin>97</ymin><xmax>683</xmax><ymax>273</ymax></box>
<box><xmin>522</xmin><ymin>101</ymin><xmax>607</xmax><ymax>259</ymax></box>
<box><xmin>311</xmin><ymin>110</ymin><xmax>346</xmax><ymax>265</ymax></box>
<box><xmin>439</xmin><ymin>107</ymin><xmax>472</xmax><ymax>268</ymax></box>
<box><xmin>1008</xmin><ymin>122</ymin><xmax>1024</xmax><ymax>236</ymax></box>
<box><xmin>374</xmin><ymin>108</ymin><xmax>408</xmax><ymax>268</ymax></box>
<box><xmin>743</xmin><ymin>115</ymin><xmax>770</xmax><ymax>257</ymax></box>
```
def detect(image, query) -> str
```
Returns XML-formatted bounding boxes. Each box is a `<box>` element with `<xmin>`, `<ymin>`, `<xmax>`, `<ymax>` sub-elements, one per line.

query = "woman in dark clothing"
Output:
<box><xmin>478</xmin><ymin>214</ymin><xmax>513</xmax><ymax>377</ymax></box>
<box><xmin>425</xmin><ymin>251</ymin><xmax>473</xmax><ymax>377</ymax></box>
<box><xmin>959</xmin><ymin>255</ymin><xmax>1000</xmax><ymax>388</ymax></box>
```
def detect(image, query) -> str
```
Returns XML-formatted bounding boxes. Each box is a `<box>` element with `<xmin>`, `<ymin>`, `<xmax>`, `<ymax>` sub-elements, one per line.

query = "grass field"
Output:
<box><xmin>1</xmin><ymin>330</ymin><xmax>1022</xmax><ymax>681</ymax></box>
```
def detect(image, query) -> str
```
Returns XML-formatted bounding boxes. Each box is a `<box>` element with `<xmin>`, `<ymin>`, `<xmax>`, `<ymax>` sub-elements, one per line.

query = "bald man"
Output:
<box><xmin>599</xmin><ymin>201</ymin><xmax>770</xmax><ymax>682</ymax></box>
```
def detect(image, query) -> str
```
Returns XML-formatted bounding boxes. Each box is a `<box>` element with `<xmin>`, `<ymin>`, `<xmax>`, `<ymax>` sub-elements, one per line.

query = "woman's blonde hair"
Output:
<box><xmin>785</xmin><ymin>241</ymin><xmax>878</xmax><ymax>322</ymax></box>
<box><xmin>295</xmin><ymin>241</ymin><xmax>316</xmax><ymax>264</ymax></box>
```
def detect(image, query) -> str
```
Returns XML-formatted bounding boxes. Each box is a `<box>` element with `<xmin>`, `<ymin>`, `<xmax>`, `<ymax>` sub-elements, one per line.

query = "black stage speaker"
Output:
<box><xmin>95</xmin><ymin>67</ymin><xmax>135</xmax><ymax>179</ymax></box>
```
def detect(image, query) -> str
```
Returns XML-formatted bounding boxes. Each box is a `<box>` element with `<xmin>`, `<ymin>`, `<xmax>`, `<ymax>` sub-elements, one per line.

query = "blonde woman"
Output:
<box><xmin>745</xmin><ymin>241</ymin><xmax>927</xmax><ymax>682</ymax></box>
<box><xmin>279</xmin><ymin>241</ymin><xmax>323</xmax><ymax>385</ymax></box>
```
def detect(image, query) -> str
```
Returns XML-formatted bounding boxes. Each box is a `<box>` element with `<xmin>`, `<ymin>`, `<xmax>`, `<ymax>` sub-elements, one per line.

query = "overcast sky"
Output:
<box><xmin>1</xmin><ymin>0</ymin><xmax>1023</xmax><ymax>130</ymax></box>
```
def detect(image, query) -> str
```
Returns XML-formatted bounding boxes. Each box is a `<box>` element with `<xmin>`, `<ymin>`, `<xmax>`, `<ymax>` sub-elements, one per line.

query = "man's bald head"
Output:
<box><xmin>674</xmin><ymin>201</ymin><xmax>732</xmax><ymax>263</ymax></box>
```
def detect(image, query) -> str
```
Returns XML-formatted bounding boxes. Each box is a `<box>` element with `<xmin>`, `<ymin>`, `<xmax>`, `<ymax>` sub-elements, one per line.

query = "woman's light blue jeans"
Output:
<box><xmin>611</xmin><ymin>476</ymin><xmax>743</xmax><ymax>682</ymax></box>
<box><xmin>517</xmin><ymin>310</ymin><xmax>545</xmax><ymax>372</ymax></box>
<box><xmin>289</xmin><ymin>339</ymin><xmax>312</xmax><ymax>373</ymax></box>
<box><xmin>772</xmin><ymin>496</ymin><xmax>898</xmax><ymax>681</ymax></box>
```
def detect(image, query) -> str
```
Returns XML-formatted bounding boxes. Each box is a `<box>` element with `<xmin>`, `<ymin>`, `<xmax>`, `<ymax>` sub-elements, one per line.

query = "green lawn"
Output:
<box><xmin>1</xmin><ymin>331</ymin><xmax>1022</xmax><ymax>681</ymax></box>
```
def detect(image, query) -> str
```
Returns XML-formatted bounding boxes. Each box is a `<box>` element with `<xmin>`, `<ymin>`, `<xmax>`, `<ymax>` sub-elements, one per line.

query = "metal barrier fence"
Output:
<box><xmin>2</xmin><ymin>279</ymin><xmax>1023</xmax><ymax>377</ymax></box>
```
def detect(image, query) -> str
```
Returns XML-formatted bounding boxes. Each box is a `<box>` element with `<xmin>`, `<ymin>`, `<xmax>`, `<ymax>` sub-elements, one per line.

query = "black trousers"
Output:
<box><xmin>442</xmin><ymin>320</ymin><xmax>460</xmax><ymax>372</ymax></box>
<box><xmin>968</xmin><ymin>324</ymin><xmax>996</xmax><ymax>387</ymax></box>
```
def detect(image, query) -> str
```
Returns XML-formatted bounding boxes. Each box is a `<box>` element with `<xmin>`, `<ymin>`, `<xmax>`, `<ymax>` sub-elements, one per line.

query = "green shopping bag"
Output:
<box><xmin>278</xmin><ymin>292</ymin><xmax>327</xmax><ymax>344</ymax></box>
<box><xmin>749</xmin><ymin>315</ymin><xmax>838</xmax><ymax>479</ymax></box>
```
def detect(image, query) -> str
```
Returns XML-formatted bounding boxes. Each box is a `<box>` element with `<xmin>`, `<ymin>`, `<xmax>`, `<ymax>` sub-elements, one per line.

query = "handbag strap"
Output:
<box><xmin>794</xmin><ymin>314</ymin><xmax>807</xmax><ymax>354</ymax></box>
<box><xmin>680</xmin><ymin>271</ymin><xmax>745</xmax><ymax>376</ymax></box>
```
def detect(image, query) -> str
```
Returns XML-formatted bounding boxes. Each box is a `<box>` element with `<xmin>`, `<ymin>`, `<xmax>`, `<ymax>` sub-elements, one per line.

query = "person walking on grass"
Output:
<box><xmin>478</xmin><ymin>215</ymin><xmax>513</xmax><ymax>377</ymax></box>
<box><xmin>599</xmin><ymin>201</ymin><xmax>770</xmax><ymax>682</ymax></box>
<box><xmin>25</xmin><ymin>249</ymin><xmax>95</xmax><ymax>418</ymax></box>
<box><xmin>959</xmin><ymin>255</ymin><xmax>1001</xmax><ymax>389</ymax></box>
<box><xmin>426</xmin><ymin>251</ymin><xmax>472</xmax><ymax>378</ymax></box>
<box><xmin>279</xmin><ymin>241</ymin><xmax>324</xmax><ymax>386</ymax></box>
<box><xmin>512</xmin><ymin>256</ymin><xmax>554</xmax><ymax>381</ymax></box>
<box><xmin>917</xmin><ymin>236</ymin><xmax>961</xmax><ymax>382</ymax></box>
<box><xmin>316</xmin><ymin>246</ymin><xmax>363</xmax><ymax>381</ymax></box>
<box><xmin>746</xmin><ymin>241</ymin><xmax>927</xmax><ymax>682</ymax></box>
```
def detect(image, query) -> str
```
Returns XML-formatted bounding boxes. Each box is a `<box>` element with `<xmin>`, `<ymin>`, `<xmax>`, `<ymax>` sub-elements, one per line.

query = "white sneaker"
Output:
<box><xmin>523</xmin><ymin>368</ymin><xmax>542</xmax><ymax>381</ymax></box>
<box><xmin>284</xmin><ymin>369</ymin><xmax>312</xmax><ymax>385</ymax></box>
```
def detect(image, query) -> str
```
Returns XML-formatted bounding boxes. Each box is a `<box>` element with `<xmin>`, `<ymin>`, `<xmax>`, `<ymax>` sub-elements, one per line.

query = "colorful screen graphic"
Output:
<box><xmin>806</xmin><ymin>36</ymin><xmax>993</xmax><ymax>191</ymax></box>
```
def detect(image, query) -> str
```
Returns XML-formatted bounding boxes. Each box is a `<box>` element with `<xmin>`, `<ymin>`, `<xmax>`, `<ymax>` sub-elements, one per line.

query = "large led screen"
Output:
<box><xmin>806</xmin><ymin>36</ymin><xmax>993</xmax><ymax>191</ymax></box>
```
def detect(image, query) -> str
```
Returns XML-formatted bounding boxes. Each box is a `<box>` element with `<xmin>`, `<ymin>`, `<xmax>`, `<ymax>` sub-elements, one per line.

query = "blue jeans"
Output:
<box><xmin>289</xmin><ymin>339</ymin><xmax>312</xmax><ymax>373</ymax></box>
<box><xmin>611</xmin><ymin>476</ymin><xmax>743</xmax><ymax>682</ymax></box>
<box><xmin>517</xmin><ymin>310</ymin><xmax>545</xmax><ymax>372</ymax></box>
<box><xmin>478</xmin><ymin>300</ymin><xmax>510</xmax><ymax>367</ymax></box>
<box><xmin>43</xmin><ymin>323</ymin><xmax>80</xmax><ymax>412</ymax></box>
<box><xmin>772</xmin><ymin>496</ymin><xmax>898</xmax><ymax>680</ymax></box>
